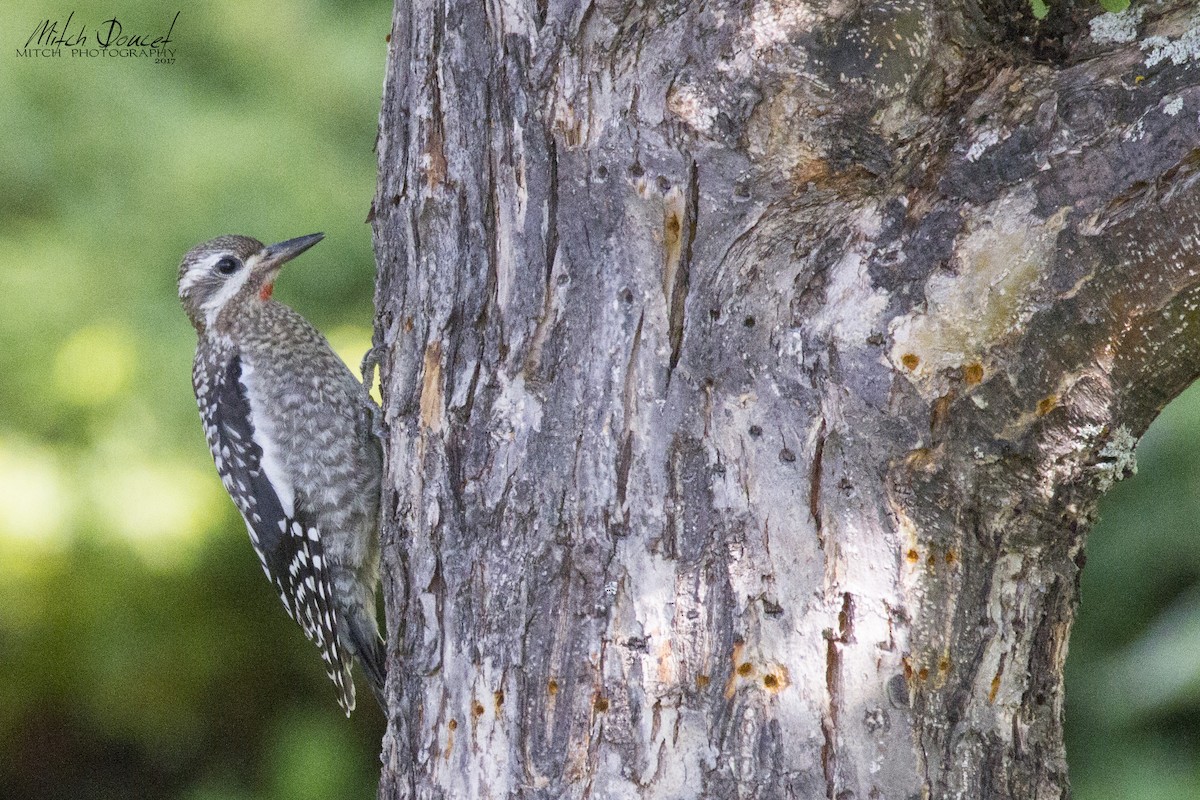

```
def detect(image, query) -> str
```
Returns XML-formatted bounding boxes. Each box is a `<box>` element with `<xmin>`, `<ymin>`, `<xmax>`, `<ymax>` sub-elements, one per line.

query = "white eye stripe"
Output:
<box><xmin>200</xmin><ymin>269</ymin><xmax>252</xmax><ymax>323</ymax></box>
<box><xmin>198</xmin><ymin>251</ymin><xmax>272</xmax><ymax>325</ymax></box>
<box><xmin>180</xmin><ymin>253</ymin><xmax>233</xmax><ymax>293</ymax></box>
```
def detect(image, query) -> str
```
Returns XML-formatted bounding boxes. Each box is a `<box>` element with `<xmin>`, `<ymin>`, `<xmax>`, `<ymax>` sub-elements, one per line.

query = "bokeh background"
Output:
<box><xmin>1066</xmin><ymin>385</ymin><xmax>1200</xmax><ymax>800</ymax></box>
<box><xmin>1</xmin><ymin>1</ymin><xmax>389</xmax><ymax>798</ymax></box>
<box><xmin>1</xmin><ymin>2</ymin><xmax>1198</xmax><ymax>799</ymax></box>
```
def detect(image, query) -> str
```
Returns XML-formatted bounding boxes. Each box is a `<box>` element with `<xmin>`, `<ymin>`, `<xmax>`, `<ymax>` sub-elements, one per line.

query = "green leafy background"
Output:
<box><xmin>1031</xmin><ymin>0</ymin><xmax>1130</xmax><ymax>21</ymax></box>
<box><xmin>1068</xmin><ymin>386</ymin><xmax>1200</xmax><ymax>800</ymax></box>
<box><xmin>0</xmin><ymin>2</ymin><xmax>1194</xmax><ymax>798</ymax></box>
<box><xmin>2</xmin><ymin>2</ymin><xmax>387</xmax><ymax>798</ymax></box>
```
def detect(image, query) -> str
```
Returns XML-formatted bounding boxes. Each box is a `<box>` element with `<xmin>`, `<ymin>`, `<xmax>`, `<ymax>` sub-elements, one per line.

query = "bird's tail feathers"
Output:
<box><xmin>347</xmin><ymin>610</ymin><xmax>387</xmax><ymax>713</ymax></box>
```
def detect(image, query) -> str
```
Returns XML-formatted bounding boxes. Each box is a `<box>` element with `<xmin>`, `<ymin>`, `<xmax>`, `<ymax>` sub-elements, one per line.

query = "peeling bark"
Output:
<box><xmin>370</xmin><ymin>1</ymin><xmax>1200</xmax><ymax>797</ymax></box>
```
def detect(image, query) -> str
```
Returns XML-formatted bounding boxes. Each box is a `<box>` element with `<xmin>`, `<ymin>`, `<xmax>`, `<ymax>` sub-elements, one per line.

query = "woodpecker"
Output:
<box><xmin>178</xmin><ymin>233</ymin><xmax>385</xmax><ymax>715</ymax></box>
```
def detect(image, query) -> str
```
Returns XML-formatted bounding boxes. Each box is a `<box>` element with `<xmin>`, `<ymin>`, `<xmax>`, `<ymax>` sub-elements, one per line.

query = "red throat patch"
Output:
<box><xmin>259</xmin><ymin>283</ymin><xmax>274</xmax><ymax>301</ymax></box>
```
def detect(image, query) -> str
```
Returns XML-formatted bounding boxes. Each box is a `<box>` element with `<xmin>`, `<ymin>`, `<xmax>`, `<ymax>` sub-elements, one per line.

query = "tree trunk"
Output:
<box><xmin>368</xmin><ymin>2</ymin><xmax>1200</xmax><ymax>797</ymax></box>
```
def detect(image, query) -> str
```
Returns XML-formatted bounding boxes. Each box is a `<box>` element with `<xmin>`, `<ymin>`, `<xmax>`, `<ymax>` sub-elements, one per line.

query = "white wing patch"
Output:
<box><xmin>237</xmin><ymin>356</ymin><xmax>296</xmax><ymax>518</ymax></box>
<box><xmin>196</xmin><ymin>350</ymin><xmax>354</xmax><ymax>714</ymax></box>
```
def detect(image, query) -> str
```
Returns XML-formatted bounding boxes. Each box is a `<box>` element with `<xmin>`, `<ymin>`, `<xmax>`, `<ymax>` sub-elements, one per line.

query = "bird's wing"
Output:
<box><xmin>199</xmin><ymin>353</ymin><xmax>356</xmax><ymax>714</ymax></box>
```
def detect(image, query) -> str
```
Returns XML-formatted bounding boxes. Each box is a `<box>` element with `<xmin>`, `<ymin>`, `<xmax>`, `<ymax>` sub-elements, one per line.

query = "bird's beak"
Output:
<box><xmin>260</xmin><ymin>232</ymin><xmax>324</xmax><ymax>271</ymax></box>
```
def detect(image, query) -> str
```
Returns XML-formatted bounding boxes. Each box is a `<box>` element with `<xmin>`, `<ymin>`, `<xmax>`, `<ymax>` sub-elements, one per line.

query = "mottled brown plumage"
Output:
<box><xmin>179</xmin><ymin>233</ymin><xmax>384</xmax><ymax>714</ymax></box>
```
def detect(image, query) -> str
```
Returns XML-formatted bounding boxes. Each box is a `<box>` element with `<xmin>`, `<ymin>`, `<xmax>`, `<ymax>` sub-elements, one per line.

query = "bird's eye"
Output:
<box><xmin>215</xmin><ymin>256</ymin><xmax>241</xmax><ymax>275</ymax></box>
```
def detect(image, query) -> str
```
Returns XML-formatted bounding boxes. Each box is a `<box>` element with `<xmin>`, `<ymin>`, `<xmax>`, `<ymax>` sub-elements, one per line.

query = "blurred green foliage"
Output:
<box><xmin>1068</xmin><ymin>384</ymin><xmax>1200</xmax><ymax>799</ymax></box>
<box><xmin>1029</xmin><ymin>0</ymin><xmax>1131</xmax><ymax>20</ymax></box>
<box><xmin>0</xmin><ymin>2</ymin><xmax>388</xmax><ymax>798</ymax></box>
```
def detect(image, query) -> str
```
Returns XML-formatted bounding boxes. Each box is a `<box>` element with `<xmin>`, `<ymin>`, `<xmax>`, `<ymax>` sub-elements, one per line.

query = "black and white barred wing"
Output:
<box><xmin>194</xmin><ymin>352</ymin><xmax>356</xmax><ymax>714</ymax></box>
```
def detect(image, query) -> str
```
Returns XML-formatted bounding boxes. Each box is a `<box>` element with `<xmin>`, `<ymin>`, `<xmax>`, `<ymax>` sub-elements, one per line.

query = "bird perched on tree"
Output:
<box><xmin>178</xmin><ymin>232</ymin><xmax>385</xmax><ymax>715</ymax></box>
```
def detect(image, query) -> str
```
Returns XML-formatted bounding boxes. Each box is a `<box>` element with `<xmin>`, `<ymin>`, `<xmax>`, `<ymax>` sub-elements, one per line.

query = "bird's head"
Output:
<box><xmin>178</xmin><ymin>232</ymin><xmax>324</xmax><ymax>331</ymax></box>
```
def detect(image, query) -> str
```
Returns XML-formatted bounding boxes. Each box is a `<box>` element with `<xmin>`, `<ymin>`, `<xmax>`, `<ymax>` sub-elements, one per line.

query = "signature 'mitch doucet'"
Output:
<box><xmin>178</xmin><ymin>233</ymin><xmax>385</xmax><ymax>714</ymax></box>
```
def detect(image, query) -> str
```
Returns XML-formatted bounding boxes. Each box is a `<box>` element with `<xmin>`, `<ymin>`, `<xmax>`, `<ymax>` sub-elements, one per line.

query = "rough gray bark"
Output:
<box><xmin>368</xmin><ymin>1</ymin><xmax>1200</xmax><ymax>797</ymax></box>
